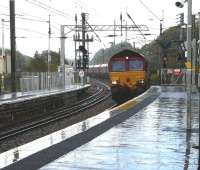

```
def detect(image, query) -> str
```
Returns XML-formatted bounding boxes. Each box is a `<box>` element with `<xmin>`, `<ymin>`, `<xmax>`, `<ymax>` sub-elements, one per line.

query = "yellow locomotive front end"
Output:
<box><xmin>108</xmin><ymin>50</ymin><xmax>148</xmax><ymax>102</ymax></box>
<box><xmin>110</xmin><ymin>71</ymin><xmax>146</xmax><ymax>90</ymax></box>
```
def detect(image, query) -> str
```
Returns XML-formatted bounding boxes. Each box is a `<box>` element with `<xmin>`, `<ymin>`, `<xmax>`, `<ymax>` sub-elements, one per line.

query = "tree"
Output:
<box><xmin>139</xmin><ymin>26</ymin><xmax>185</xmax><ymax>69</ymax></box>
<box><xmin>25</xmin><ymin>50</ymin><xmax>62</xmax><ymax>72</ymax></box>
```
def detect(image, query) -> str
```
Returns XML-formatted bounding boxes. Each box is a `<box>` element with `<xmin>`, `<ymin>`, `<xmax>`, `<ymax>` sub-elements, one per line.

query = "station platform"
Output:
<box><xmin>0</xmin><ymin>86</ymin><xmax>199</xmax><ymax>170</ymax></box>
<box><xmin>0</xmin><ymin>84</ymin><xmax>90</xmax><ymax>105</ymax></box>
<box><xmin>0</xmin><ymin>84</ymin><xmax>91</xmax><ymax>132</ymax></box>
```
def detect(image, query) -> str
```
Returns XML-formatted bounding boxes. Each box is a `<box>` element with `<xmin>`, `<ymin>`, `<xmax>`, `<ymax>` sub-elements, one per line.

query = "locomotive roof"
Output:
<box><xmin>112</xmin><ymin>49</ymin><xmax>144</xmax><ymax>58</ymax></box>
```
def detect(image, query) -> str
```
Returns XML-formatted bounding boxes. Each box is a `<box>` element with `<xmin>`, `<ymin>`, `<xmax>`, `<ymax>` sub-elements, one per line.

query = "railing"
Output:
<box><xmin>0</xmin><ymin>70</ymin><xmax>88</xmax><ymax>94</ymax></box>
<box><xmin>19</xmin><ymin>72</ymin><xmax>65</xmax><ymax>92</ymax></box>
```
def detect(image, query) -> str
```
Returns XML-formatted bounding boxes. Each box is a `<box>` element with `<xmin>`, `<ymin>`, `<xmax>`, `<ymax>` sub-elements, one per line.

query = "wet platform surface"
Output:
<box><xmin>0</xmin><ymin>109</ymin><xmax>113</xmax><ymax>168</ymax></box>
<box><xmin>0</xmin><ymin>84</ymin><xmax>90</xmax><ymax>105</ymax></box>
<box><xmin>40</xmin><ymin>86</ymin><xmax>199</xmax><ymax>170</ymax></box>
<box><xmin>0</xmin><ymin>86</ymin><xmax>160</xmax><ymax>170</ymax></box>
<box><xmin>0</xmin><ymin>86</ymin><xmax>198</xmax><ymax>170</ymax></box>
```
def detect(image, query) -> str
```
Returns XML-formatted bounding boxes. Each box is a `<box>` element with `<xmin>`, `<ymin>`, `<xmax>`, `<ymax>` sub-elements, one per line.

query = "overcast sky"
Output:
<box><xmin>0</xmin><ymin>0</ymin><xmax>200</xmax><ymax>60</ymax></box>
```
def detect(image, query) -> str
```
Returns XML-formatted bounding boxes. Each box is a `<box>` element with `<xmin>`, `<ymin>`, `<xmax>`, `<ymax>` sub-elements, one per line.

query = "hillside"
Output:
<box><xmin>90</xmin><ymin>26</ymin><xmax>185</xmax><ymax>70</ymax></box>
<box><xmin>90</xmin><ymin>42</ymin><xmax>138</xmax><ymax>65</ymax></box>
<box><xmin>139</xmin><ymin>26</ymin><xmax>186</xmax><ymax>70</ymax></box>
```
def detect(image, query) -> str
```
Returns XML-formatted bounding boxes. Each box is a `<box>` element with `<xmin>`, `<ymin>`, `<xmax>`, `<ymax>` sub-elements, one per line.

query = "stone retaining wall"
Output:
<box><xmin>0</xmin><ymin>87</ymin><xmax>89</xmax><ymax>128</ymax></box>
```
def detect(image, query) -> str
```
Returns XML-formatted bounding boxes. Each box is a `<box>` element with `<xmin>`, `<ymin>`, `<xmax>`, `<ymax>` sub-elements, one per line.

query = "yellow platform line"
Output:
<box><xmin>113</xmin><ymin>99</ymin><xmax>138</xmax><ymax>111</ymax></box>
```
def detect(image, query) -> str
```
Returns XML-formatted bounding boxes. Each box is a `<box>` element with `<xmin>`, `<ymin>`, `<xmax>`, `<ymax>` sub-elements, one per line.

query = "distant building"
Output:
<box><xmin>0</xmin><ymin>55</ymin><xmax>11</xmax><ymax>74</ymax></box>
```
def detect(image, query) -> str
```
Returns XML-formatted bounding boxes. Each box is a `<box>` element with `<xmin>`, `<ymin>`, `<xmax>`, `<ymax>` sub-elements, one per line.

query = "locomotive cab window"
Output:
<box><xmin>111</xmin><ymin>61</ymin><xmax>125</xmax><ymax>72</ymax></box>
<box><xmin>129</xmin><ymin>60</ymin><xmax>144</xmax><ymax>70</ymax></box>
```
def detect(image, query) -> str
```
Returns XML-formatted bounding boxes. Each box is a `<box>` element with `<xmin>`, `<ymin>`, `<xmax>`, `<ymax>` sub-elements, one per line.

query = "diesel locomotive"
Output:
<box><xmin>89</xmin><ymin>49</ymin><xmax>149</xmax><ymax>102</ymax></box>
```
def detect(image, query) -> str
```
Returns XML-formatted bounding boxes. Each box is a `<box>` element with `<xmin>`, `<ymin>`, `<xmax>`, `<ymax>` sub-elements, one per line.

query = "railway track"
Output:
<box><xmin>0</xmin><ymin>81</ymin><xmax>111</xmax><ymax>141</ymax></box>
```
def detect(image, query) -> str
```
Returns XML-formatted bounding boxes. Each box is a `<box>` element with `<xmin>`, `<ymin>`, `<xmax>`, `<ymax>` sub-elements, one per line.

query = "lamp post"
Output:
<box><xmin>175</xmin><ymin>0</ymin><xmax>192</xmax><ymax>130</ymax></box>
<box><xmin>186</xmin><ymin>0</ymin><xmax>192</xmax><ymax>130</ymax></box>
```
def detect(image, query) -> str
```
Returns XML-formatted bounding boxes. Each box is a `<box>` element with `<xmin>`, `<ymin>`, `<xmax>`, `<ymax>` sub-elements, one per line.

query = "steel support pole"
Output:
<box><xmin>9</xmin><ymin>0</ymin><xmax>16</xmax><ymax>93</ymax></box>
<box><xmin>125</xmin><ymin>21</ymin><xmax>127</xmax><ymax>41</ymax></box>
<box><xmin>81</xmin><ymin>13</ymin><xmax>86</xmax><ymax>69</ymax></box>
<box><xmin>192</xmin><ymin>39</ymin><xmax>197</xmax><ymax>85</ymax></box>
<box><xmin>2</xmin><ymin>19</ymin><xmax>5</xmax><ymax>58</ymax></box>
<box><xmin>60</xmin><ymin>25</ymin><xmax>65</xmax><ymax>88</ymax></box>
<box><xmin>1</xmin><ymin>19</ymin><xmax>6</xmax><ymax>74</ymax></box>
<box><xmin>75</xmin><ymin>14</ymin><xmax>77</xmax><ymax>70</ymax></box>
<box><xmin>47</xmin><ymin>15</ymin><xmax>51</xmax><ymax>89</ymax></box>
<box><xmin>186</xmin><ymin>0</ymin><xmax>192</xmax><ymax>130</ymax></box>
<box><xmin>114</xmin><ymin>20</ymin><xmax>116</xmax><ymax>45</ymax></box>
<box><xmin>159</xmin><ymin>21</ymin><xmax>163</xmax><ymax>85</ymax></box>
<box><xmin>198</xmin><ymin>12</ymin><xmax>200</xmax><ymax>167</ymax></box>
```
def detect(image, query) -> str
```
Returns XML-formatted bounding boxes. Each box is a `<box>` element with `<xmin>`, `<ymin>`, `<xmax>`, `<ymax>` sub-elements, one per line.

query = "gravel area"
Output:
<box><xmin>0</xmin><ymin>79</ymin><xmax>116</xmax><ymax>153</ymax></box>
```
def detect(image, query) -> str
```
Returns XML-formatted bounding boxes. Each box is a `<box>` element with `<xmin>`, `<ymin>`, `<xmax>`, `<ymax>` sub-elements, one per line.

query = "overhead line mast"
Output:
<box><xmin>60</xmin><ymin>13</ymin><xmax>149</xmax><ymax>71</ymax></box>
<box><xmin>9</xmin><ymin>0</ymin><xmax>16</xmax><ymax>93</ymax></box>
<box><xmin>47</xmin><ymin>14</ymin><xmax>51</xmax><ymax>89</ymax></box>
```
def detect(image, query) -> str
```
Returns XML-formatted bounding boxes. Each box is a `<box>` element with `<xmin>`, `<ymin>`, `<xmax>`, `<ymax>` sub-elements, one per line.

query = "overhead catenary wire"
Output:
<box><xmin>33</xmin><ymin>0</ymin><xmax>71</xmax><ymax>17</ymax></box>
<box><xmin>16</xmin><ymin>27</ymin><xmax>48</xmax><ymax>36</ymax></box>
<box><xmin>15</xmin><ymin>36</ymin><xmax>72</xmax><ymax>39</ymax></box>
<box><xmin>0</xmin><ymin>12</ymin><xmax>24</xmax><ymax>18</ymax></box>
<box><xmin>51</xmin><ymin>24</ymin><xmax>60</xmax><ymax>31</ymax></box>
<box><xmin>0</xmin><ymin>4</ymin><xmax>9</xmax><ymax>10</ymax></box>
<box><xmin>0</xmin><ymin>4</ymin><xmax>61</xmax><ymax>23</ymax></box>
<box><xmin>137</xmin><ymin>0</ymin><xmax>160</xmax><ymax>21</ymax></box>
<box><xmin>137</xmin><ymin>0</ymin><xmax>165</xmax><ymax>35</ymax></box>
<box><xmin>3</xmin><ymin>23</ymin><xmax>48</xmax><ymax>36</ymax></box>
<box><xmin>0</xmin><ymin>13</ymin><xmax>63</xmax><ymax>32</ymax></box>
<box><xmin>126</xmin><ymin>12</ymin><xmax>146</xmax><ymax>40</ymax></box>
<box><xmin>0</xmin><ymin>13</ymin><xmax>61</xmax><ymax>36</ymax></box>
<box><xmin>86</xmin><ymin>21</ymin><xmax>106</xmax><ymax>47</ymax></box>
<box><xmin>16</xmin><ymin>16</ymin><xmax>48</xmax><ymax>23</ymax></box>
<box><xmin>25</xmin><ymin>0</ymin><xmax>71</xmax><ymax>19</ymax></box>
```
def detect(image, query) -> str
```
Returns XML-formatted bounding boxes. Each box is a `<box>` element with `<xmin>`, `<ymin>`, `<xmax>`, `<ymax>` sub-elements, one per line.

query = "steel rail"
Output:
<box><xmin>0</xmin><ymin>82</ymin><xmax>111</xmax><ymax>141</ymax></box>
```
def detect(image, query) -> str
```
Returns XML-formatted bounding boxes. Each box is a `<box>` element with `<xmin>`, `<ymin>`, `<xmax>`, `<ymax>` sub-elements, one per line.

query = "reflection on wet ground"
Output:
<box><xmin>0</xmin><ymin>106</ymin><xmax>112</xmax><ymax>168</ymax></box>
<box><xmin>41</xmin><ymin>86</ymin><xmax>199</xmax><ymax>170</ymax></box>
<box><xmin>0</xmin><ymin>87</ymin><xmax>159</xmax><ymax>169</ymax></box>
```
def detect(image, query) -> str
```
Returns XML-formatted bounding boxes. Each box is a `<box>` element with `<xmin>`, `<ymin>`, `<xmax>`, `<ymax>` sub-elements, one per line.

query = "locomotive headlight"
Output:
<box><xmin>138</xmin><ymin>80</ymin><xmax>144</xmax><ymax>84</ymax></box>
<box><xmin>112</xmin><ymin>80</ymin><xmax>117</xmax><ymax>85</ymax></box>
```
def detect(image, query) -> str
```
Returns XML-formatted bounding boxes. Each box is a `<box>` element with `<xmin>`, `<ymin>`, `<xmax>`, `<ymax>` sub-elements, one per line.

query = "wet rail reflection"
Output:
<box><xmin>0</xmin><ymin>109</ymin><xmax>112</xmax><ymax>168</ymax></box>
<box><xmin>0</xmin><ymin>86</ymin><xmax>160</xmax><ymax>169</ymax></box>
<box><xmin>40</xmin><ymin>86</ymin><xmax>199</xmax><ymax>170</ymax></box>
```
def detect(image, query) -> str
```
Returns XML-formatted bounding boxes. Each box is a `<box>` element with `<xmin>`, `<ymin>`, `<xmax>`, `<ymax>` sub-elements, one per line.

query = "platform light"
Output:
<box><xmin>175</xmin><ymin>0</ymin><xmax>186</xmax><ymax>8</ymax></box>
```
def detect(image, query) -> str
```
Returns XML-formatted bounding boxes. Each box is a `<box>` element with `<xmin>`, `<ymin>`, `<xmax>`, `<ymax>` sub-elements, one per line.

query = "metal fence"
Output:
<box><xmin>0</xmin><ymin>70</ymin><xmax>88</xmax><ymax>94</ymax></box>
<box><xmin>161</xmin><ymin>68</ymin><xmax>186</xmax><ymax>86</ymax></box>
<box><xmin>19</xmin><ymin>72</ymin><xmax>65</xmax><ymax>92</ymax></box>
